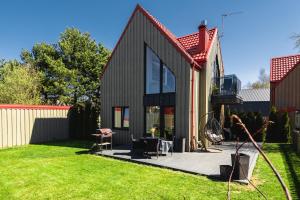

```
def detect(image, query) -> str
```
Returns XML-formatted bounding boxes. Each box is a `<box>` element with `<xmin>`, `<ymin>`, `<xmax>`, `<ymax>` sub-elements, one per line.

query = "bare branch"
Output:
<box><xmin>229</xmin><ymin>115</ymin><xmax>292</xmax><ymax>200</ymax></box>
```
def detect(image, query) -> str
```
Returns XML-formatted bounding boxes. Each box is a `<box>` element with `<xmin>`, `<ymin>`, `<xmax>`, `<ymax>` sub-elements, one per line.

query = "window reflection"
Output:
<box><xmin>146</xmin><ymin>47</ymin><xmax>160</xmax><ymax>94</ymax></box>
<box><xmin>146</xmin><ymin>106</ymin><xmax>160</xmax><ymax>137</ymax></box>
<box><xmin>114</xmin><ymin>107</ymin><xmax>122</xmax><ymax>128</ymax></box>
<box><xmin>123</xmin><ymin>108</ymin><xmax>129</xmax><ymax>128</ymax></box>
<box><xmin>146</xmin><ymin>46</ymin><xmax>175</xmax><ymax>94</ymax></box>
<box><xmin>163</xmin><ymin>65</ymin><xmax>175</xmax><ymax>93</ymax></box>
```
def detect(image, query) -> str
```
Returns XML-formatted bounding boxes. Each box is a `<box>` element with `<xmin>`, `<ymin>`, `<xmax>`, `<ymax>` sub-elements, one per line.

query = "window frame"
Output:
<box><xmin>112</xmin><ymin>106</ymin><xmax>129</xmax><ymax>130</ymax></box>
<box><xmin>145</xmin><ymin>45</ymin><xmax>176</xmax><ymax>95</ymax></box>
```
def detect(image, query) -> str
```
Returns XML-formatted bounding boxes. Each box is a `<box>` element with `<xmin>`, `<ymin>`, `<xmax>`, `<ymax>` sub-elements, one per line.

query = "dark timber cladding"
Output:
<box><xmin>101</xmin><ymin>10</ymin><xmax>191</xmax><ymax>145</ymax></box>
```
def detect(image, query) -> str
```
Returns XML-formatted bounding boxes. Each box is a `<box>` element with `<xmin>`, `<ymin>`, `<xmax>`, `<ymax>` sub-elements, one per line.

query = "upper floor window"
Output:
<box><xmin>146</xmin><ymin>46</ymin><xmax>175</xmax><ymax>94</ymax></box>
<box><xmin>146</xmin><ymin>47</ymin><xmax>160</xmax><ymax>94</ymax></box>
<box><xmin>163</xmin><ymin>65</ymin><xmax>175</xmax><ymax>93</ymax></box>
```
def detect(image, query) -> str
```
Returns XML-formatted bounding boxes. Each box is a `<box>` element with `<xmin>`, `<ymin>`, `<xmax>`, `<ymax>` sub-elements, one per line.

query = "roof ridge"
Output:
<box><xmin>177</xmin><ymin>32</ymin><xmax>198</xmax><ymax>39</ymax></box>
<box><xmin>177</xmin><ymin>28</ymin><xmax>217</xmax><ymax>40</ymax></box>
<box><xmin>136</xmin><ymin>4</ymin><xmax>200</xmax><ymax>67</ymax></box>
<box><xmin>271</xmin><ymin>53</ymin><xmax>300</xmax><ymax>60</ymax></box>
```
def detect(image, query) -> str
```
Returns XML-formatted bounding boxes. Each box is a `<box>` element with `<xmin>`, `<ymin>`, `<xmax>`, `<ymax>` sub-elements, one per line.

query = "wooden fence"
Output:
<box><xmin>0</xmin><ymin>104</ymin><xmax>70</xmax><ymax>149</ymax></box>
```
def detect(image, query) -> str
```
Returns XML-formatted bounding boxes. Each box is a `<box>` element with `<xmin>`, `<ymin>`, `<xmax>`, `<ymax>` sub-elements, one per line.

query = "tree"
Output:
<box><xmin>266</xmin><ymin>107</ymin><xmax>279</xmax><ymax>142</ymax></box>
<box><xmin>0</xmin><ymin>60</ymin><xmax>42</xmax><ymax>104</ymax></box>
<box><xmin>21</xmin><ymin>28</ymin><xmax>110</xmax><ymax>107</ymax></box>
<box><xmin>292</xmin><ymin>33</ymin><xmax>300</xmax><ymax>50</ymax></box>
<box><xmin>254</xmin><ymin>112</ymin><xmax>265</xmax><ymax>142</ymax></box>
<box><xmin>246</xmin><ymin>68</ymin><xmax>270</xmax><ymax>89</ymax></box>
<box><xmin>281</xmin><ymin>112</ymin><xmax>291</xmax><ymax>143</ymax></box>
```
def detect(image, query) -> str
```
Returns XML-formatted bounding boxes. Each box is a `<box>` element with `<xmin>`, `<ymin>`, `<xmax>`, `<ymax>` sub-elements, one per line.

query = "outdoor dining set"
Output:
<box><xmin>91</xmin><ymin>128</ymin><xmax>174</xmax><ymax>158</ymax></box>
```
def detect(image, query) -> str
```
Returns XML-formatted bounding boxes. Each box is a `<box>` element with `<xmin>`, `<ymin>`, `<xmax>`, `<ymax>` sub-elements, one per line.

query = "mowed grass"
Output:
<box><xmin>0</xmin><ymin>141</ymin><xmax>299</xmax><ymax>200</ymax></box>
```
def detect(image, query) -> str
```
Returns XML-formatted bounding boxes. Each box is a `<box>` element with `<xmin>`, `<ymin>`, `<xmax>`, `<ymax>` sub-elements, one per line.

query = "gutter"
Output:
<box><xmin>190</xmin><ymin>63</ymin><xmax>196</xmax><ymax>151</ymax></box>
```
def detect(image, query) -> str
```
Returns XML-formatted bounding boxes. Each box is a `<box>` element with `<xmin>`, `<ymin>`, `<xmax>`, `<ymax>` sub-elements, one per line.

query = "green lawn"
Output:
<box><xmin>0</xmin><ymin>141</ymin><xmax>299</xmax><ymax>200</ymax></box>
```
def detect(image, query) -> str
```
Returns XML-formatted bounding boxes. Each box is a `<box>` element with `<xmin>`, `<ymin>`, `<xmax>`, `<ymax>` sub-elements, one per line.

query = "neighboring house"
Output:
<box><xmin>270</xmin><ymin>54</ymin><xmax>300</xmax><ymax>112</ymax></box>
<box><xmin>229</xmin><ymin>88</ymin><xmax>270</xmax><ymax>116</ymax></box>
<box><xmin>100</xmin><ymin>5</ymin><xmax>240</xmax><ymax>151</ymax></box>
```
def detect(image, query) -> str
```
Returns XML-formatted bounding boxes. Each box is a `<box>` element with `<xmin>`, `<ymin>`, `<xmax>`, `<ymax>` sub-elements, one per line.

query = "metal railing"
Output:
<box><xmin>212</xmin><ymin>74</ymin><xmax>241</xmax><ymax>96</ymax></box>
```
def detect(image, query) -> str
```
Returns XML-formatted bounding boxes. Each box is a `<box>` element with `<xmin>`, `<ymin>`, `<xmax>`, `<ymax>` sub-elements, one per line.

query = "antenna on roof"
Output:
<box><xmin>220</xmin><ymin>11</ymin><xmax>243</xmax><ymax>38</ymax></box>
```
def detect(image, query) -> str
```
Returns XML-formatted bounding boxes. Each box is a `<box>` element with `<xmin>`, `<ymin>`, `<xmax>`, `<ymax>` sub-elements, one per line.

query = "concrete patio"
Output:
<box><xmin>96</xmin><ymin>142</ymin><xmax>260</xmax><ymax>184</ymax></box>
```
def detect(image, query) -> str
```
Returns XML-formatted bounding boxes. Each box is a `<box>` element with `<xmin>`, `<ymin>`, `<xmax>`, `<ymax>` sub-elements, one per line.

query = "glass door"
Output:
<box><xmin>145</xmin><ymin>106</ymin><xmax>175</xmax><ymax>139</ymax></box>
<box><xmin>163</xmin><ymin>106</ymin><xmax>175</xmax><ymax>140</ymax></box>
<box><xmin>146</xmin><ymin>106</ymin><xmax>160</xmax><ymax>137</ymax></box>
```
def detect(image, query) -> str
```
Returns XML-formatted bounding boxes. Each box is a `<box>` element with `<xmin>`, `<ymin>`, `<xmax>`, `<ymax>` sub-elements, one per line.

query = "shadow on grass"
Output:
<box><xmin>39</xmin><ymin>139</ymin><xmax>94</xmax><ymax>149</ymax></box>
<box><xmin>279</xmin><ymin>144</ymin><xmax>300</xmax><ymax>199</ymax></box>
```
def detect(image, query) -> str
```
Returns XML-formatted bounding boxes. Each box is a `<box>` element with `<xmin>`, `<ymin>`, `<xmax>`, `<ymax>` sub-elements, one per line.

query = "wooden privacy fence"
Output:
<box><xmin>0</xmin><ymin>104</ymin><xmax>71</xmax><ymax>149</ymax></box>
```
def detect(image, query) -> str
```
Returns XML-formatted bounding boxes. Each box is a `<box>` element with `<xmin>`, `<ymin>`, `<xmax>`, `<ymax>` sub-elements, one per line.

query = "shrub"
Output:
<box><xmin>254</xmin><ymin>112</ymin><xmax>265</xmax><ymax>142</ymax></box>
<box><xmin>224</xmin><ymin>108</ymin><xmax>231</xmax><ymax>128</ymax></box>
<box><xmin>266</xmin><ymin>108</ymin><xmax>291</xmax><ymax>143</ymax></box>
<box><xmin>266</xmin><ymin>107</ymin><xmax>280</xmax><ymax>142</ymax></box>
<box><xmin>281</xmin><ymin>112</ymin><xmax>291</xmax><ymax>143</ymax></box>
<box><xmin>223</xmin><ymin>109</ymin><xmax>266</xmax><ymax>142</ymax></box>
<box><xmin>68</xmin><ymin>102</ymin><xmax>99</xmax><ymax>139</ymax></box>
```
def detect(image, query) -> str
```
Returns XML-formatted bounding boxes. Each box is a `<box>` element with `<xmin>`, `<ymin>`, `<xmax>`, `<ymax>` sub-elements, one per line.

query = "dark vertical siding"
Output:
<box><xmin>101</xmin><ymin>10</ymin><xmax>191</xmax><ymax>145</ymax></box>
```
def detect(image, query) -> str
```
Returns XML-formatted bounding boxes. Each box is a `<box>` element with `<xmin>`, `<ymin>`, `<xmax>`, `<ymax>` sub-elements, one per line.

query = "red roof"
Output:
<box><xmin>101</xmin><ymin>4</ymin><xmax>218</xmax><ymax>78</ymax></box>
<box><xmin>177</xmin><ymin>29</ymin><xmax>217</xmax><ymax>63</ymax></box>
<box><xmin>270</xmin><ymin>54</ymin><xmax>300</xmax><ymax>83</ymax></box>
<box><xmin>138</xmin><ymin>5</ymin><xmax>199</xmax><ymax>67</ymax></box>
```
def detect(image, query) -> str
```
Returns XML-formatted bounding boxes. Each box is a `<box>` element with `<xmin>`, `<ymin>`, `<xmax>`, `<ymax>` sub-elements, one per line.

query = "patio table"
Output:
<box><xmin>140</xmin><ymin>137</ymin><xmax>173</xmax><ymax>156</ymax></box>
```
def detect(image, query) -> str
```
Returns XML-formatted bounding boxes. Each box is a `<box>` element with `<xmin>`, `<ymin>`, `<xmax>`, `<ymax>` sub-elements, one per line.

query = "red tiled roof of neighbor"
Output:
<box><xmin>270</xmin><ymin>54</ymin><xmax>300</xmax><ymax>83</ymax></box>
<box><xmin>177</xmin><ymin>29</ymin><xmax>217</xmax><ymax>63</ymax></box>
<box><xmin>101</xmin><ymin>4</ymin><xmax>219</xmax><ymax>78</ymax></box>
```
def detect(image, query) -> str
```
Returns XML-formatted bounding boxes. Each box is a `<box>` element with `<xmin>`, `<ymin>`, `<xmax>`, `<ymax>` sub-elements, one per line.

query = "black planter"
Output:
<box><xmin>231</xmin><ymin>153</ymin><xmax>250</xmax><ymax>180</ymax></box>
<box><xmin>220</xmin><ymin>165</ymin><xmax>232</xmax><ymax>180</ymax></box>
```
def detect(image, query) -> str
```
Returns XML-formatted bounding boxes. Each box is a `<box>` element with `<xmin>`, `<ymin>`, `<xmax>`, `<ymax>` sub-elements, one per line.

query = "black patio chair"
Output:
<box><xmin>131</xmin><ymin>134</ymin><xmax>144</xmax><ymax>155</ymax></box>
<box><xmin>143</xmin><ymin>138</ymin><xmax>159</xmax><ymax>158</ymax></box>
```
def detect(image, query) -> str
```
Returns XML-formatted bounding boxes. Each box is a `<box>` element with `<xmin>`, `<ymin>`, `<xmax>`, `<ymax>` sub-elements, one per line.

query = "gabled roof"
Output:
<box><xmin>102</xmin><ymin>4</ymin><xmax>219</xmax><ymax>78</ymax></box>
<box><xmin>137</xmin><ymin>5</ymin><xmax>199</xmax><ymax>67</ymax></box>
<box><xmin>238</xmin><ymin>88</ymin><xmax>270</xmax><ymax>102</ymax></box>
<box><xmin>177</xmin><ymin>29</ymin><xmax>217</xmax><ymax>63</ymax></box>
<box><xmin>270</xmin><ymin>54</ymin><xmax>300</xmax><ymax>83</ymax></box>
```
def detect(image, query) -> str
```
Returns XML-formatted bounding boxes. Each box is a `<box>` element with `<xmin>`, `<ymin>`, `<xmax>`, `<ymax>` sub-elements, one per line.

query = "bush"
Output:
<box><xmin>281</xmin><ymin>112</ymin><xmax>291</xmax><ymax>143</ymax></box>
<box><xmin>265</xmin><ymin>108</ymin><xmax>291</xmax><ymax>143</ymax></box>
<box><xmin>266</xmin><ymin>107</ymin><xmax>279</xmax><ymax>142</ymax></box>
<box><xmin>223</xmin><ymin>109</ymin><xmax>266</xmax><ymax>142</ymax></box>
<box><xmin>68</xmin><ymin>102</ymin><xmax>99</xmax><ymax>139</ymax></box>
<box><xmin>224</xmin><ymin>108</ymin><xmax>231</xmax><ymax>128</ymax></box>
<box><xmin>254</xmin><ymin>112</ymin><xmax>265</xmax><ymax>142</ymax></box>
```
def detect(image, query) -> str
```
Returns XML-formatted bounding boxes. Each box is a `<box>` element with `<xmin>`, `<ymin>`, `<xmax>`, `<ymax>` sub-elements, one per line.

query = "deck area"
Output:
<box><xmin>96</xmin><ymin>142</ymin><xmax>260</xmax><ymax>184</ymax></box>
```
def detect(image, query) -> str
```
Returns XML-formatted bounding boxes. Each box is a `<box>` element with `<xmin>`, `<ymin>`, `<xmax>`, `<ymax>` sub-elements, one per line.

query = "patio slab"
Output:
<box><xmin>96</xmin><ymin>142</ymin><xmax>260</xmax><ymax>184</ymax></box>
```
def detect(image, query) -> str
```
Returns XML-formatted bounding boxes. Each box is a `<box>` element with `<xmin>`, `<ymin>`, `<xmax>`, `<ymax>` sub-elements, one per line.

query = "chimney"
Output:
<box><xmin>198</xmin><ymin>20</ymin><xmax>209</xmax><ymax>52</ymax></box>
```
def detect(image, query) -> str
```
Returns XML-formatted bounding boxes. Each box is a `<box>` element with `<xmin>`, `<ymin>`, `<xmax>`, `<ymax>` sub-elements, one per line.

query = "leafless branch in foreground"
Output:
<box><xmin>227</xmin><ymin>115</ymin><xmax>292</xmax><ymax>200</ymax></box>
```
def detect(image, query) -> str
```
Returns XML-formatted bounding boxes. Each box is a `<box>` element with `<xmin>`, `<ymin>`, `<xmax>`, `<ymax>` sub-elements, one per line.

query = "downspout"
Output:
<box><xmin>190</xmin><ymin>63</ymin><xmax>196</xmax><ymax>151</ymax></box>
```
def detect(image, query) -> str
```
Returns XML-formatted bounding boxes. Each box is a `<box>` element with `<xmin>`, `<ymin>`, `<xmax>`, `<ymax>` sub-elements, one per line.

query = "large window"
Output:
<box><xmin>144</xmin><ymin>46</ymin><xmax>176</xmax><ymax>138</ymax></box>
<box><xmin>146</xmin><ymin>46</ymin><xmax>175</xmax><ymax>94</ymax></box>
<box><xmin>113</xmin><ymin>107</ymin><xmax>129</xmax><ymax>129</ymax></box>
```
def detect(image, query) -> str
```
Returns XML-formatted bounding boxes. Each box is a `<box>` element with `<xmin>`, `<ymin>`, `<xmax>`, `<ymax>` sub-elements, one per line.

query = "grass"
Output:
<box><xmin>0</xmin><ymin>141</ymin><xmax>299</xmax><ymax>200</ymax></box>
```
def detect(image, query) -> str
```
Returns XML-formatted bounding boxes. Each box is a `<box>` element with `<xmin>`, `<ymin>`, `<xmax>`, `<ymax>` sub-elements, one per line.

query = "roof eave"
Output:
<box><xmin>100</xmin><ymin>4</ymin><xmax>201</xmax><ymax>79</ymax></box>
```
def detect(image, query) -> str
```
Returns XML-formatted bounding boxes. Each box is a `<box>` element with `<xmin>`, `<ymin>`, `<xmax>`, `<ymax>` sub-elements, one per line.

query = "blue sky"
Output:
<box><xmin>0</xmin><ymin>0</ymin><xmax>300</xmax><ymax>86</ymax></box>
